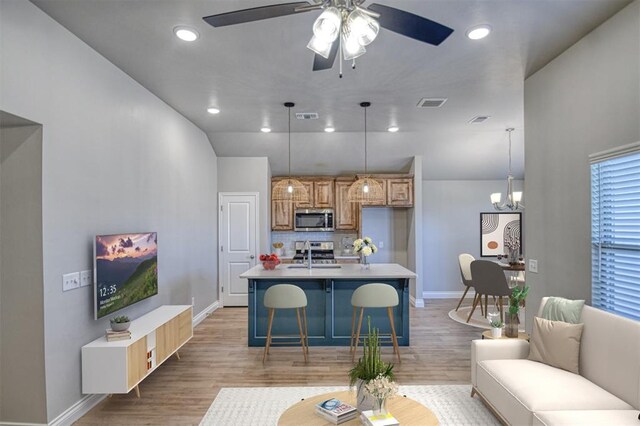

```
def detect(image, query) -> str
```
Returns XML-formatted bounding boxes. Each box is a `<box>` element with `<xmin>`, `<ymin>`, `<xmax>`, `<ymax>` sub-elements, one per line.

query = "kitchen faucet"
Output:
<box><xmin>303</xmin><ymin>240</ymin><xmax>312</xmax><ymax>270</ymax></box>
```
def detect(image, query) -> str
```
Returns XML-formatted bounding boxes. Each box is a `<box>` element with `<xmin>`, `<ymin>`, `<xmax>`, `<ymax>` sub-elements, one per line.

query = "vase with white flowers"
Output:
<box><xmin>353</xmin><ymin>237</ymin><xmax>377</xmax><ymax>269</ymax></box>
<box><xmin>365</xmin><ymin>373</ymin><xmax>399</xmax><ymax>416</ymax></box>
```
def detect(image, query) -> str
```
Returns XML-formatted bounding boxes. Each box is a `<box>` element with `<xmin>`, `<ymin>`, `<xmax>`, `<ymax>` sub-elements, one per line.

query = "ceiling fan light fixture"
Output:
<box><xmin>341</xmin><ymin>31</ymin><xmax>366</xmax><ymax>61</ymax></box>
<box><xmin>307</xmin><ymin>34</ymin><xmax>333</xmax><ymax>59</ymax></box>
<box><xmin>347</xmin><ymin>9</ymin><xmax>379</xmax><ymax>46</ymax></box>
<box><xmin>312</xmin><ymin>7</ymin><xmax>341</xmax><ymax>42</ymax></box>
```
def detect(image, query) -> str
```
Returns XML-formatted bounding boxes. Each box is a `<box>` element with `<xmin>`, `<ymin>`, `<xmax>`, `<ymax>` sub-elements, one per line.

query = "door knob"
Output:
<box><xmin>250</xmin><ymin>255</ymin><xmax>255</xmax><ymax>259</ymax></box>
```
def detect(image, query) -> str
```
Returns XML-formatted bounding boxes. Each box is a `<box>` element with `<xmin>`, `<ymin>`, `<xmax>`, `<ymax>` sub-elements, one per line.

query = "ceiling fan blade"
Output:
<box><xmin>203</xmin><ymin>2</ymin><xmax>311</xmax><ymax>28</ymax></box>
<box><xmin>312</xmin><ymin>41</ymin><xmax>339</xmax><ymax>71</ymax></box>
<box><xmin>367</xmin><ymin>3</ymin><xmax>454</xmax><ymax>46</ymax></box>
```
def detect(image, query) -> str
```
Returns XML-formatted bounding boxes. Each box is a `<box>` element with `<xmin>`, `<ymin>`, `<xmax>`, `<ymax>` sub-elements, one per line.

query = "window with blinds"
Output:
<box><xmin>591</xmin><ymin>148</ymin><xmax>640</xmax><ymax>321</ymax></box>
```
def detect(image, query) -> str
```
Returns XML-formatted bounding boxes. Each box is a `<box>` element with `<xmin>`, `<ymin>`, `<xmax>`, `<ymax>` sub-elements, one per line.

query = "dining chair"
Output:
<box><xmin>468</xmin><ymin>260</ymin><xmax>512</xmax><ymax>323</ymax></box>
<box><xmin>457</xmin><ymin>254</ymin><xmax>481</xmax><ymax>314</ymax></box>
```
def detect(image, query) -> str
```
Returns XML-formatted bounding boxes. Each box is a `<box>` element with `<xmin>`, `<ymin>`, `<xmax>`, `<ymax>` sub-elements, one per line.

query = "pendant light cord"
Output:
<box><xmin>288</xmin><ymin>105</ymin><xmax>292</xmax><ymax>178</ymax></box>
<box><xmin>364</xmin><ymin>106</ymin><xmax>368</xmax><ymax>174</ymax></box>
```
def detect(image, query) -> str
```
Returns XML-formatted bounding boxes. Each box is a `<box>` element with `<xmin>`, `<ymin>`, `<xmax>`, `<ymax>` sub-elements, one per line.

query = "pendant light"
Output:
<box><xmin>348</xmin><ymin>102</ymin><xmax>385</xmax><ymax>203</ymax></box>
<box><xmin>490</xmin><ymin>128</ymin><xmax>524</xmax><ymax>210</ymax></box>
<box><xmin>272</xmin><ymin>102</ymin><xmax>310</xmax><ymax>203</ymax></box>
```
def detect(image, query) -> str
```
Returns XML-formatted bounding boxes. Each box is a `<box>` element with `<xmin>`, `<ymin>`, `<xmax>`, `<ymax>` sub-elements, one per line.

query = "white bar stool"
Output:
<box><xmin>350</xmin><ymin>283</ymin><xmax>400</xmax><ymax>363</ymax></box>
<box><xmin>263</xmin><ymin>284</ymin><xmax>308</xmax><ymax>363</ymax></box>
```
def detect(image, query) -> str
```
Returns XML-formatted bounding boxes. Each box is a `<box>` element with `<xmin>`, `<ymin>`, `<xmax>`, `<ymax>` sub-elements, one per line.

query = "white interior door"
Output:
<box><xmin>219</xmin><ymin>193</ymin><xmax>258</xmax><ymax>307</ymax></box>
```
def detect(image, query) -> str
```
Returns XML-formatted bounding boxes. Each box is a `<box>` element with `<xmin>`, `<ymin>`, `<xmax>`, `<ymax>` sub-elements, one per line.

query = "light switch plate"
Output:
<box><xmin>80</xmin><ymin>270</ymin><xmax>92</xmax><ymax>287</ymax></box>
<box><xmin>529</xmin><ymin>259</ymin><xmax>538</xmax><ymax>273</ymax></box>
<box><xmin>63</xmin><ymin>272</ymin><xmax>80</xmax><ymax>291</ymax></box>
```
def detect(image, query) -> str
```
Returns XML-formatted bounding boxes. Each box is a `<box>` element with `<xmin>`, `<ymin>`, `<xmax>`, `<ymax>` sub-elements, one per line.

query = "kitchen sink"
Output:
<box><xmin>287</xmin><ymin>265</ymin><xmax>342</xmax><ymax>269</ymax></box>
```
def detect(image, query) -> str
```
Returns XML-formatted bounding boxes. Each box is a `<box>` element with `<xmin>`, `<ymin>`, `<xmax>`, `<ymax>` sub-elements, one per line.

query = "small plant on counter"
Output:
<box><xmin>111</xmin><ymin>315</ymin><xmax>130</xmax><ymax>324</ymax></box>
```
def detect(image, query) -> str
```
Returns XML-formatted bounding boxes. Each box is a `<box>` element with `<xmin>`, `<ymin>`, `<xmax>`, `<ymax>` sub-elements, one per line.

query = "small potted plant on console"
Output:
<box><xmin>110</xmin><ymin>315</ymin><xmax>131</xmax><ymax>332</ymax></box>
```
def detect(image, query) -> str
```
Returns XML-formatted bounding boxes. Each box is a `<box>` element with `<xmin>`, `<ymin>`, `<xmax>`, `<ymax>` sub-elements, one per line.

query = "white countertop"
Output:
<box><xmin>240</xmin><ymin>263</ymin><xmax>416</xmax><ymax>279</ymax></box>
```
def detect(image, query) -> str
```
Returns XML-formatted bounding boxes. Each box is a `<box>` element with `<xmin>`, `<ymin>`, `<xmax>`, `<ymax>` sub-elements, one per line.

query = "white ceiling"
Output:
<box><xmin>31</xmin><ymin>0</ymin><xmax>631</xmax><ymax>178</ymax></box>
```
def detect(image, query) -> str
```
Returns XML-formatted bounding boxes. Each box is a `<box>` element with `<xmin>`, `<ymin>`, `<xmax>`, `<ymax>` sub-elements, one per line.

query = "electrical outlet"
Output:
<box><xmin>80</xmin><ymin>270</ymin><xmax>92</xmax><ymax>287</ymax></box>
<box><xmin>63</xmin><ymin>272</ymin><xmax>80</xmax><ymax>291</ymax></box>
<box><xmin>529</xmin><ymin>259</ymin><xmax>538</xmax><ymax>273</ymax></box>
<box><xmin>192</xmin><ymin>297</ymin><xmax>195</xmax><ymax>306</ymax></box>
<box><xmin>379</xmin><ymin>241</ymin><xmax>384</xmax><ymax>249</ymax></box>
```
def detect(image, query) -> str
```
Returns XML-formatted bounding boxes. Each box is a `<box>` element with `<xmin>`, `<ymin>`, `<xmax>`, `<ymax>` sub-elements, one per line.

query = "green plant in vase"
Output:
<box><xmin>349</xmin><ymin>318</ymin><xmax>395</xmax><ymax>412</ymax></box>
<box><xmin>505</xmin><ymin>286</ymin><xmax>529</xmax><ymax>337</ymax></box>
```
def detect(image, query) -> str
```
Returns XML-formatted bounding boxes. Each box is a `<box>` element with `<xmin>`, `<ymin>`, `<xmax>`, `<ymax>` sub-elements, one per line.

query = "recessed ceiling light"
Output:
<box><xmin>207</xmin><ymin>107</ymin><xmax>220</xmax><ymax>115</ymax></box>
<box><xmin>466</xmin><ymin>25</ymin><xmax>492</xmax><ymax>40</ymax></box>
<box><xmin>174</xmin><ymin>26</ymin><xmax>199</xmax><ymax>42</ymax></box>
<box><xmin>387</xmin><ymin>126</ymin><xmax>399</xmax><ymax>133</ymax></box>
<box><xmin>260</xmin><ymin>127</ymin><xmax>271</xmax><ymax>133</ymax></box>
<box><xmin>324</xmin><ymin>126</ymin><xmax>335</xmax><ymax>133</ymax></box>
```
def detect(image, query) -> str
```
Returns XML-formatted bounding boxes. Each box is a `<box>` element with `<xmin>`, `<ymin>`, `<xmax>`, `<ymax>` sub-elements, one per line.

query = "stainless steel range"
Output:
<box><xmin>292</xmin><ymin>241</ymin><xmax>336</xmax><ymax>264</ymax></box>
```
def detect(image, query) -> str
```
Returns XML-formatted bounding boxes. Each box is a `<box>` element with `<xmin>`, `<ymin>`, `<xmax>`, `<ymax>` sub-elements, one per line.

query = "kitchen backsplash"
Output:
<box><xmin>271</xmin><ymin>231</ymin><xmax>358</xmax><ymax>256</ymax></box>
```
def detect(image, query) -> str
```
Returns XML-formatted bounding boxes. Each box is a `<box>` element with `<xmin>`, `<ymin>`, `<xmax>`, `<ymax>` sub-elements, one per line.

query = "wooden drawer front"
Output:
<box><xmin>294</xmin><ymin>181</ymin><xmax>314</xmax><ymax>208</ymax></box>
<box><xmin>314</xmin><ymin>180</ymin><xmax>334</xmax><ymax>208</ymax></box>
<box><xmin>387</xmin><ymin>178</ymin><xmax>413</xmax><ymax>206</ymax></box>
<box><xmin>156</xmin><ymin>319</ymin><xmax>178</xmax><ymax>363</ymax></box>
<box><xmin>335</xmin><ymin>181</ymin><xmax>358</xmax><ymax>230</ymax></box>
<box><xmin>177</xmin><ymin>308</ymin><xmax>193</xmax><ymax>346</ymax></box>
<box><xmin>360</xmin><ymin>179</ymin><xmax>387</xmax><ymax>206</ymax></box>
<box><xmin>127</xmin><ymin>337</ymin><xmax>147</xmax><ymax>389</ymax></box>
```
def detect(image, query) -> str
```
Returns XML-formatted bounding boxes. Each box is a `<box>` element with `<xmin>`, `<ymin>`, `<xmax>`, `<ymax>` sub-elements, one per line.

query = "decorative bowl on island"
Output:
<box><xmin>260</xmin><ymin>254</ymin><xmax>280</xmax><ymax>270</ymax></box>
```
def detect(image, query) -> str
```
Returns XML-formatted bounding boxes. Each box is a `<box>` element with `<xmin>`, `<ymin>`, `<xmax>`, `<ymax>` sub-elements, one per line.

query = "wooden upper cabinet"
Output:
<box><xmin>359</xmin><ymin>178</ymin><xmax>387</xmax><ymax>207</ymax></box>
<box><xmin>294</xmin><ymin>181</ymin><xmax>314</xmax><ymax>209</ymax></box>
<box><xmin>387</xmin><ymin>178</ymin><xmax>414</xmax><ymax>207</ymax></box>
<box><xmin>271</xmin><ymin>200</ymin><xmax>293</xmax><ymax>230</ymax></box>
<box><xmin>335</xmin><ymin>180</ymin><xmax>358</xmax><ymax>230</ymax></box>
<box><xmin>314</xmin><ymin>180</ymin><xmax>334</xmax><ymax>208</ymax></box>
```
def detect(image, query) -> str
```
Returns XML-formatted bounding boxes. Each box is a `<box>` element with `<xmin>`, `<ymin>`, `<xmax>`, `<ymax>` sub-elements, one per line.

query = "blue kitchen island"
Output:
<box><xmin>239</xmin><ymin>263</ymin><xmax>416</xmax><ymax>347</ymax></box>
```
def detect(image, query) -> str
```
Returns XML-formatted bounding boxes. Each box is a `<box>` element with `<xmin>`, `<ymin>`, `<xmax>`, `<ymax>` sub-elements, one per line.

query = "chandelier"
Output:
<box><xmin>490</xmin><ymin>128</ymin><xmax>523</xmax><ymax>211</ymax></box>
<box><xmin>306</xmin><ymin>1</ymin><xmax>380</xmax><ymax>76</ymax></box>
<box><xmin>272</xmin><ymin>102</ymin><xmax>310</xmax><ymax>202</ymax></box>
<box><xmin>348</xmin><ymin>102</ymin><xmax>385</xmax><ymax>203</ymax></box>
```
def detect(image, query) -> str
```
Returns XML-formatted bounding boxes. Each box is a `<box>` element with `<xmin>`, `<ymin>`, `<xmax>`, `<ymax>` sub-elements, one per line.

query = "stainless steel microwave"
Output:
<box><xmin>294</xmin><ymin>209</ymin><xmax>334</xmax><ymax>232</ymax></box>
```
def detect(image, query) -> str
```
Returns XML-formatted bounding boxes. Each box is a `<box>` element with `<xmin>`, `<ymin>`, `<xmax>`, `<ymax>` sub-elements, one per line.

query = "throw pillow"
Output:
<box><xmin>541</xmin><ymin>297</ymin><xmax>585</xmax><ymax>324</ymax></box>
<box><xmin>529</xmin><ymin>316</ymin><xmax>584</xmax><ymax>374</ymax></box>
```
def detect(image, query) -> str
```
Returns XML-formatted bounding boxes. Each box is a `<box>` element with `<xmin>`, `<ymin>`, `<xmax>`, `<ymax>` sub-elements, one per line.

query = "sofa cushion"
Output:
<box><xmin>532</xmin><ymin>410</ymin><xmax>640</xmax><ymax>426</ymax></box>
<box><xmin>540</xmin><ymin>297</ymin><xmax>584</xmax><ymax>324</ymax></box>
<box><xmin>529</xmin><ymin>317</ymin><xmax>583</xmax><ymax>374</ymax></box>
<box><xmin>477</xmin><ymin>359</ymin><xmax>633</xmax><ymax>425</ymax></box>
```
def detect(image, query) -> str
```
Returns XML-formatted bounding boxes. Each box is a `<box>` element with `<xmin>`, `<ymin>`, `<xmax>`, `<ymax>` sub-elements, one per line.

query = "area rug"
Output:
<box><xmin>448</xmin><ymin>306</ymin><xmax>492</xmax><ymax>329</ymax></box>
<box><xmin>200</xmin><ymin>385</ymin><xmax>499</xmax><ymax>425</ymax></box>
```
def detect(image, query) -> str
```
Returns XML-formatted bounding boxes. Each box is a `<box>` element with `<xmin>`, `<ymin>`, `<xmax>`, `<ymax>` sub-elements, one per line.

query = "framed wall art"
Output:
<box><xmin>480</xmin><ymin>212</ymin><xmax>522</xmax><ymax>257</ymax></box>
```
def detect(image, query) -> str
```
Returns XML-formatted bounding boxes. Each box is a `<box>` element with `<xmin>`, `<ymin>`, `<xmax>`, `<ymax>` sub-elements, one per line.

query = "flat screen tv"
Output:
<box><xmin>94</xmin><ymin>232</ymin><xmax>158</xmax><ymax>319</ymax></box>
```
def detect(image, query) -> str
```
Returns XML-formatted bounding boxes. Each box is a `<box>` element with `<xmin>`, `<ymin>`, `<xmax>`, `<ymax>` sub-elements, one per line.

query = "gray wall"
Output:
<box><xmin>0</xmin><ymin>124</ymin><xmax>46</xmax><ymax>424</ymax></box>
<box><xmin>524</xmin><ymin>0</ymin><xmax>640</xmax><ymax>328</ymax></box>
<box><xmin>407</xmin><ymin>157</ymin><xmax>424</xmax><ymax>303</ymax></box>
<box><xmin>422</xmin><ymin>180</ymin><xmax>524</xmax><ymax>295</ymax></box>
<box><xmin>0</xmin><ymin>0</ymin><xmax>219</xmax><ymax>421</ymax></box>
<box><xmin>217</xmin><ymin>157</ymin><xmax>270</xmax><ymax>254</ymax></box>
<box><xmin>361</xmin><ymin>208</ymin><xmax>408</xmax><ymax>265</ymax></box>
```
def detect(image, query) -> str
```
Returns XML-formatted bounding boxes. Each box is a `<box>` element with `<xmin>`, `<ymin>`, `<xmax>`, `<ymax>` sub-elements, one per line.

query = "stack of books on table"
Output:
<box><xmin>359</xmin><ymin>410</ymin><xmax>400</xmax><ymax>426</ymax></box>
<box><xmin>105</xmin><ymin>329</ymin><xmax>131</xmax><ymax>342</ymax></box>
<box><xmin>314</xmin><ymin>398</ymin><xmax>358</xmax><ymax>424</ymax></box>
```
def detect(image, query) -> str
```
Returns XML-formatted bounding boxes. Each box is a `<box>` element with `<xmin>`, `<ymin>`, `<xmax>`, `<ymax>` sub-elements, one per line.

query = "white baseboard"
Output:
<box><xmin>193</xmin><ymin>300</ymin><xmax>219</xmax><ymax>327</ymax></box>
<box><xmin>409</xmin><ymin>295</ymin><xmax>424</xmax><ymax>308</ymax></box>
<box><xmin>0</xmin><ymin>422</ymin><xmax>47</xmax><ymax>426</ymax></box>
<box><xmin>48</xmin><ymin>393</ymin><xmax>105</xmax><ymax>426</ymax></box>
<box><xmin>423</xmin><ymin>291</ymin><xmax>475</xmax><ymax>299</ymax></box>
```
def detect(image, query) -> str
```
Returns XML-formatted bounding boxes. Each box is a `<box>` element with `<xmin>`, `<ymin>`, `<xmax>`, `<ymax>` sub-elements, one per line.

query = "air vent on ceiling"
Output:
<box><xmin>417</xmin><ymin>98</ymin><xmax>447</xmax><ymax>108</ymax></box>
<box><xmin>469</xmin><ymin>115</ymin><xmax>491</xmax><ymax>124</ymax></box>
<box><xmin>296</xmin><ymin>112</ymin><xmax>319</xmax><ymax>120</ymax></box>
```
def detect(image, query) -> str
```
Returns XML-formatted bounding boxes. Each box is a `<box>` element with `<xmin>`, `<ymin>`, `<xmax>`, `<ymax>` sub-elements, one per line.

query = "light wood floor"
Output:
<box><xmin>77</xmin><ymin>299</ymin><xmax>482</xmax><ymax>425</ymax></box>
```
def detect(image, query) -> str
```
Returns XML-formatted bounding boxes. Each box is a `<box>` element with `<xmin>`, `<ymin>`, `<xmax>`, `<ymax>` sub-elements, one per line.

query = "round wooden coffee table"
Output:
<box><xmin>278</xmin><ymin>390</ymin><xmax>439</xmax><ymax>425</ymax></box>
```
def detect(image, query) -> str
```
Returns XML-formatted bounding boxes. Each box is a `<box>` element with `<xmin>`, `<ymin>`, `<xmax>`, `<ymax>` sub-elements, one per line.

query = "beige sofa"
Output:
<box><xmin>471</xmin><ymin>297</ymin><xmax>640</xmax><ymax>425</ymax></box>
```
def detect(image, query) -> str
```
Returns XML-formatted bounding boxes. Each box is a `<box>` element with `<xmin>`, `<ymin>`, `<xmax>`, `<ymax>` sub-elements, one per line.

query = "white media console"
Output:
<box><xmin>82</xmin><ymin>305</ymin><xmax>193</xmax><ymax>397</ymax></box>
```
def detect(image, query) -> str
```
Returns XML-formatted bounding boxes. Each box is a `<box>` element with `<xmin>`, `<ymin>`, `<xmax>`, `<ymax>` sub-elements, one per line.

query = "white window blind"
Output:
<box><xmin>591</xmin><ymin>149</ymin><xmax>640</xmax><ymax>321</ymax></box>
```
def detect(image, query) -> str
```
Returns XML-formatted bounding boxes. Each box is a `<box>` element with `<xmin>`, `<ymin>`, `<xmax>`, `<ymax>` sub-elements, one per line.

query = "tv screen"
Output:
<box><xmin>94</xmin><ymin>232</ymin><xmax>158</xmax><ymax>319</ymax></box>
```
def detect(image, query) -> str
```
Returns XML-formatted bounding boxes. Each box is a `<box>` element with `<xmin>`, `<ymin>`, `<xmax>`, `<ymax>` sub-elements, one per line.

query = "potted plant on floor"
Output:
<box><xmin>348</xmin><ymin>318</ymin><xmax>395</xmax><ymax>412</ymax></box>
<box><xmin>490</xmin><ymin>319</ymin><xmax>503</xmax><ymax>338</ymax></box>
<box><xmin>505</xmin><ymin>286</ymin><xmax>529</xmax><ymax>338</ymax></box>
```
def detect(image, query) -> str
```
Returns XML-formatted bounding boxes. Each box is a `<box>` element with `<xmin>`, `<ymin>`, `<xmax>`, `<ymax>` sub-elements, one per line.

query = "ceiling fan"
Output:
<box><xmin>203</xmin><ymin>1</ymin><xmax>453</xmax><ymax>76</ymax></box>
